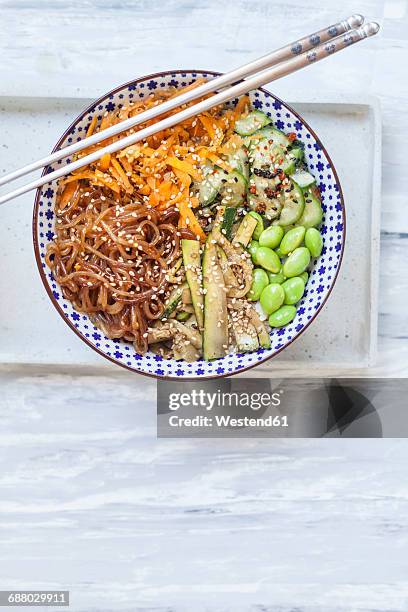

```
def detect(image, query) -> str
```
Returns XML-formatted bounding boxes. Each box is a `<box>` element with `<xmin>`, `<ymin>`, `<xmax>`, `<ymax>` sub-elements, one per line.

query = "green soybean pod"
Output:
<box><xmin>280</xmin><ymin>226</ymin><xmax>306</xmax><ymax>255</ymax></box>
<box><xmin>259</xmin><ymin>225</ymin><xmax>284</xmax><ymax>249</ymax></box>
<box><xmin>247</xmin><ymin>268</ymin><xmax>269</xmax><ymax>301</ymax></box>
<box><xmin>305</xmin><ymin>227</ymin><xmax>323</xmax><ymax>257</ymax></box>
<box><xmin>268</xmin><ymin>305</ymin><xmax>297</xmax><ymax>327</ymax></box>
<box><xmin>248</xmin><ymin>240</ymin><xmax>259</xmax><ymax>258</ymax></box>
<box><xmin>299</xmin><ymin>271</ymin><xmax>309</xmax><ymax>284</ymax></box>
<box><xmin>282</xmin><ymin>277</ymin><xmax>305</xmax><ymax>305</ymax></box>
<box><xmin>260</xmin><ymin>283</ymin><xmax>285</xmax><ymax>315</ymax></box>
<box><xmin>268</xmin><ymin>271</ymin><xmax>286</xmax><ymax>285</ymax></box>
<box><xmin>253</xmin><ymin>246</ymin><xmax>281</xmax><ymax>273</ymax></box>
<box><xmin>283</xmin><ymin>247</ymin><xmax>311</xmax><ymax>278</ymax></box>
<box><xmin>248</xmin><ymin>211</ymin><xmax>264</xmax><ymax>241</ymax></box>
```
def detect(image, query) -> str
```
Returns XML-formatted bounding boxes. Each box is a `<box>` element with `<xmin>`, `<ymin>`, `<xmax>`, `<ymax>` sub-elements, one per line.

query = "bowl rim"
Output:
<box><xmin>32</xmin><ymin>69</ymin><xmax>346</xmax><ymax>380</ymax></box>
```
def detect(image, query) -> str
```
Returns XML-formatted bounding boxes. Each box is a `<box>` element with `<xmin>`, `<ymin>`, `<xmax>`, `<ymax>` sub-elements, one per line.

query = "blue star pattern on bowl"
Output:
<box><xmin>33</xmin><ymin>70</ymin><xmax>345</xmax><ymax>379</ymax></box>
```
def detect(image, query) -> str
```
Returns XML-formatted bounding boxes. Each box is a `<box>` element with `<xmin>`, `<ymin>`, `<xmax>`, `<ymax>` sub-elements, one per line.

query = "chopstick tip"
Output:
<box><xmin>348</xmin><ymin>14</ymin><xmax>365</xmax><ymax>28</ymax></box>
<box><xmin>363</xmin><ymin>21</ymin><xmax>381</xmax><ymax>37</ymax></box>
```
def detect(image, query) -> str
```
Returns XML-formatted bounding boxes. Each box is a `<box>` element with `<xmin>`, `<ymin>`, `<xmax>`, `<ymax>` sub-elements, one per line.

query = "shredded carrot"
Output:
<box><xmin>199</xmin><ymin>115</ymin><xmax>217</xmax><ymax>140</ymax></box>
<box><xmin>234</xmin><ymin>95</ymin><xmax>250</xmax><ymax>115</ymax></box>
<box><xmin>86</xmin><ymin>115</ymin><xmax>98</xmax><ymax>138</ymax></box>
<box><xmin>110</xmin><ymin>157</ymin><xmax>133</xmax><ymax>193</ymax></box>
<box><xmin>61</xmin><ymin>85</ymin><xmax>251</xmax><ymax>227</ymax></box>
<box><xmin>168</xmin><ymin>77</ymin><xmax>207</xmax><ymax>99</ymax></box>
<box><xmin>93</xmin><ymin>169</ymin><xmax>121</xmax><ymax>194</ymax></box>
<box><xmin>177</xmin><ymin>200</ymin><xmax>206</xmax><ymax>240</ymax></box>
<box><xmin>61</xmin><ymin>172</ymin><xmax>95</xmax><ymax>184</ymax></box>
<box><xmin>99</xmin><ymin>153</ymin><xmax>111</xmax><ymax>171</ymax></box>
<box><xmin>166</xmin><ymin>157</ymin><xmax>201</xmax><ymax>182</ymax></box>
<box><xmin>207</xmin><ymin>152</ymin><xmax>232</xmax><ymax>173</ymax></box>
<box><xmin>59</xmin><ymin>180</ymin><xmax>78</xmax><ymax>209</ymax></box>
<box><xmin>173</xmin><ymin>168</ymin><xmax>191</xmax><ymax>189</ymax></box>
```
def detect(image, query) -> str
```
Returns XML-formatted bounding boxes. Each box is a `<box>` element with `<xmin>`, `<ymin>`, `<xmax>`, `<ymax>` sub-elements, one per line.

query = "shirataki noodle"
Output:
<box><xmin>46</xmin><ymin>186</ymin><xmax>190</xmax><ymax>353</ymax></box>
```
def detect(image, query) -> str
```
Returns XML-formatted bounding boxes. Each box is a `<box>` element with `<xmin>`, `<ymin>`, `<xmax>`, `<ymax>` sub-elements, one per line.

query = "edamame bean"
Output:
<box><xmin>282</xmin><ymin>277</ymin><xmax>305</xmax><ymax>305</ymax></box>
<box><xmin>253</xmin><ymin>246</ymin><xmax>281</xmax><ymax>273</ymax></box>
<box><xmin>268</xmin><ymin>305</ymin><xmax>297</xmax><ymax>327</ymax></box>
<box><xmin>247</xmin><ymin>268</ymin><xmax>269</xmax><ymax>301</ymax></box>
<box><xmin>280</xmin><ymin>226</ymin><xmax>306</xmax><ymax>255</ymax></box>
<box><xmin>260</xmin><ymin>283</ymin><xmax>285</xmax><ymax>315</ymax></box>
<box><xmin>275</xmin><ymin>246</ymin><xmax>285</xmax><ymax>259</ymax></box>
<box><xmin>259</xmin><ymin>225</ymin><xmax>284</xmax><ymax>249</ymax></box>
<box><xmin>248</xmin><ymin>211</ymin><xmax>264</xmax><ymax>241</ymax></box>
<box><xmin>268</xmin><ymin>271</ymin><xmax>286</xmax><ymax>285</ymax></box>
<box><xmin>305</xmin><ymin>227</ymin><xmax>323</xmax><ymax>257</ymax></box>
<box><xmin>283</xmin><ymin>247</ymin><xmax>311</xmax><ymax>278</ymax></box>
<box><xmin>247</xmin><ymin>240</ymin><xmax>259</xmax><ymax>258</ymax></box>
<box><xmin>299</xmin><ymin>271</ymin><xmax>309</xmax><ymax>284</ymax></box>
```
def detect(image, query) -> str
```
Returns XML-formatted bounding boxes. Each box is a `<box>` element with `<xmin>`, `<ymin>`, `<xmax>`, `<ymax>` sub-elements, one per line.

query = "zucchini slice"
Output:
<box><xmin>176</xmin><ymin>311</ymin><xmax>191</xmax><ymax>322</ymax></box>
<box><xmin>235</xmin><ymin>110</ymin><xmax>272</xmax><ymax>136</ymax></box>
<box><xmin>233</xmin><ymin>214</ymin><xmax>258</xmax><ymax>247</ymax></box>
<box><xmin>231</xmin><ymin>320</ymin><xmax>259</xmax><ymax>353</ymax></box>
<box><xmin>182</xmin><ymin>239</ymin><xmax>204</xmax><ymax>330</ymax></box>
<box><xmin>202</xmin><ymin>236</ymin><xmax>229</xmax><ymax>360</ymax></box>
<box><xmin>161</xmin><ymin>282</ymin><xmax>188</xmax><ymax>320</ymax></box>
<box><xmin>221</xmin><ymin>207</ymin><xmax>237</xmax><ymax>241</ymax></box>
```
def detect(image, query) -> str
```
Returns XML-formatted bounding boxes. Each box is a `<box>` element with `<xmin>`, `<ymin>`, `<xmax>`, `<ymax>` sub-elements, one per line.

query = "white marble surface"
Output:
<box><xmin>1</xmin><ymin>367</ymin><xmax>408</xmax><ymax>611</ymax></box>
<box><xmin>0</xmin><ymin>1</ymin><xmax>408</xmax><ymax>610</ymax></box>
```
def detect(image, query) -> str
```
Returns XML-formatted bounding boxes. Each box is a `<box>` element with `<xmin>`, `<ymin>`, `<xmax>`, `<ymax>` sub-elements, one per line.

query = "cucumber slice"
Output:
<box><xmin>256</xmin><ymin>126</ymin><xmax>290</xmax><ymax>149</ymax></box>
<box><xmin>228</xmin><ymin>147</ymin><xmax>249</xmax><ymax>181</ymax></box>
<box><xmin>235</xmin><ymin>110</ymin><xmax>272</xmax><ymax>136</ymax></box>
<box><xmin>290</xmin><ymin>146</ymin><xmax>304</xmax><ymax>161</ymax></box>
<box><xmin>249</xmin><ymin>139</ymin><xmax>286</xmax><ymax>171</ymax></box>
<box><xmin>297</xmin><ymin>192</ymin><xmax>323</xmax><ymax>228</ymax></box>
<box><xmin>281</xmin><ymin>156</ymin><xmax>296</xmax><ymax>176</ymax></box>
<box><xmin>221</xmin><ymin>207</ymin><xmax>237</xmax><ymax>240</ymax></box>
<box><xmin>248</xmin><ymin>173</ymin><xmax>282</xmax><ymax>220</ymax></box>
<box><xmin>220</xmin><ymin>170</ymin><xmax>247</xmax><ymax>207</ymax></box>
<box><xmin>278</xmin><ymin>181</ymin><xmax>305</xmax><ymax>226</ymax></box>
<box><xmin>292</xmin><ymin>169</ymin><xmax>315</xmax><ymax>189</ymax></box>
<box><xmin>199</xmin><ymin>166</ymin><xmax>228</xmax><ymax>206</ymax></box>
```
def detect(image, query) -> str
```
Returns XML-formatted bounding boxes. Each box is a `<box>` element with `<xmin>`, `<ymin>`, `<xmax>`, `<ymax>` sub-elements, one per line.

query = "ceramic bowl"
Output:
<box><xmin>33</xmin><ymin>70</ymin><xmax>345</xmax><ymax>379</ymax></box>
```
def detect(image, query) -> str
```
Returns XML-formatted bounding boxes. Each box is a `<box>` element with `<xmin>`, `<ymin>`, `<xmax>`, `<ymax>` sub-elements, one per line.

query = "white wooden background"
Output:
<box><xmin>1</xmin><ymin>0</ymin><xmax>408</xmax><ymax>610</ymax></box>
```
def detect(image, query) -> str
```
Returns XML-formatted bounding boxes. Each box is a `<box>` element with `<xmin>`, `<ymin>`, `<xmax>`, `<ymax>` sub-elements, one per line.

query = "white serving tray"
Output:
<box><xmin>0</xmin><ymin>94</ymin><xmax>381</xmax><ymax>371</ymax></box>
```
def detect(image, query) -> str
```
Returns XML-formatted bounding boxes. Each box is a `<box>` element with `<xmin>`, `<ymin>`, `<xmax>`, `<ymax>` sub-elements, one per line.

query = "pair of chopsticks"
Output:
<box><xmin>0</xmin><ymin>15</ymin><xmax>379</xmax><ymax>206</ymax></box>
